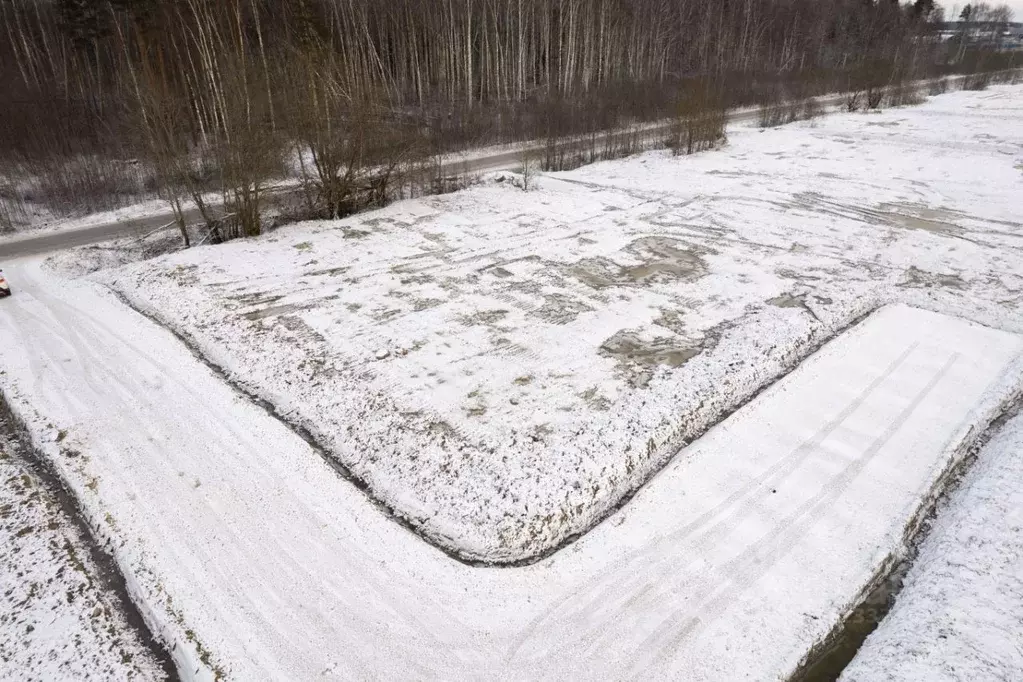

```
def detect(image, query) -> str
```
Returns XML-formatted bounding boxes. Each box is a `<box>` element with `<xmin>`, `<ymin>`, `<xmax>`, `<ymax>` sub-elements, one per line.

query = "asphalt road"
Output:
<box><xmin>0</xmin><ymin>98</ymin><xmax>844</xmax><ymax>261</ymax></box>
<box><xmin>0</xmin><ymin>72</ymin><xmax>996</xmax><ymax>260</ymax></box>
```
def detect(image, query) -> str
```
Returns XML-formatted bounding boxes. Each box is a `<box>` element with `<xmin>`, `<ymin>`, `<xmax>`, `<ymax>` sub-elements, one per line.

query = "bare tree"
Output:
<box><xmin>0</xmin><ymin>0</ymin><xmax>1017</xmax><ymax>238</ymax></box>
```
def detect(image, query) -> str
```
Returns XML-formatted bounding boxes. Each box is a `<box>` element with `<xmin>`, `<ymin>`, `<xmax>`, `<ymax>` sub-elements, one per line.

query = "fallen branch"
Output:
<box><xmin>128</xmin><ymin>220</ymin><xmax>177</xmax><ymax>244</ymax></box>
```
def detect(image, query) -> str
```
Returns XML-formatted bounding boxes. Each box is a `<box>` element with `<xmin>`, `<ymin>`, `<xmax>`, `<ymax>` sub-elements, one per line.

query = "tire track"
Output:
<box><xmin>505</xmin><ymin>341</ymin><xmax>922</xmax><ymax>663</ymax></box>
<box><xmin>628</xmin><ymin>353</ymin><xmax>960</xmax><ymax>678</ymax></box>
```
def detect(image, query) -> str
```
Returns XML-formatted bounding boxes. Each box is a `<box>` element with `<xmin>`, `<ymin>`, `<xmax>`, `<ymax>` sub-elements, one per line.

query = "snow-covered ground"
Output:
<box><xmin>0</xmin><ymin>411</ymin><xmax>166</xmax><ymax>681</ymax></box>
<box><xmin>97</xmin><ymin>84</ymin><xmax>1023</xmax><ymax>563</ymax></box>
<box><xmin>1</xmin><ymin>83</ymin><xmax>1021</xmax><ymax>680</ymax></box>
<box><xmin>1</xmin><ymin>264</ymin><xmax>1020</xmax><ymax>679</ymax></box>
<box><xmin>841</xmin><ymin>410</ymin><xmax>1023</xmax><ymax>682</ymax></box>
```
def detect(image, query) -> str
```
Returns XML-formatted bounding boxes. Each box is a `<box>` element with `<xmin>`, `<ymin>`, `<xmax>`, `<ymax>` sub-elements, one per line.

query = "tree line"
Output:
<box><xmin>0</xmin><ymin>0</ymin><xmax>1017</xmax><ymax>239</ymax></box>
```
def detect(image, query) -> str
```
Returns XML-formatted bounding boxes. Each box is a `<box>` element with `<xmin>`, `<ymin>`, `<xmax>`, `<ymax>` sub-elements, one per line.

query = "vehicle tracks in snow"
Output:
<box><xmin>2</xmin><ymin>263</ymin><xmax>1021</xmax><ymax>680</ymax></box>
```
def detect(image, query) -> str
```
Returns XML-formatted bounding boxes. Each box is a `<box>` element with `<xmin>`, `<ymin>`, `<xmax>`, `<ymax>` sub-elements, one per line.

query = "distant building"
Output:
<box><xmin>934</xmin><ymin>21</ymin><xmax>1023</xmax><ymax>50</ymax></box>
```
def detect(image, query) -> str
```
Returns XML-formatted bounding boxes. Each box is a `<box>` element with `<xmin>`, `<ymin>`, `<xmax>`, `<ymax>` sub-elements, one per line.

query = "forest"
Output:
<box><xmin>0</xmin><ymin>0</ymin><xmax>1017</xmax><ymax>241</ymax></box>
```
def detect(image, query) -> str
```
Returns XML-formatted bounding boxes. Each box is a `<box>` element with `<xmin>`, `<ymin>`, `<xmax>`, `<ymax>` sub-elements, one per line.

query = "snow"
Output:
<box><xmin>1</xmin><ymin>83</ymin><xmax>1021</xmax><ymax>680</ymax></box>
<box><xmin>841</xmin><ymin>410</ymin><xmax>1023</xmax><ymax>682</ymax></box>
<box><xmin>0</xmin><ymin>412</ymin><xmax>165</xmax><ymax>681</ymax></box>
<box><xmin>1</xmin><ymin>264</ymin><xmax>1020</xmax><ymax>679</ymax></box>
<box><xmin>97</xmin><ymin>84</ymin><xmax>1023</xmax><ymax>564</ymax></box>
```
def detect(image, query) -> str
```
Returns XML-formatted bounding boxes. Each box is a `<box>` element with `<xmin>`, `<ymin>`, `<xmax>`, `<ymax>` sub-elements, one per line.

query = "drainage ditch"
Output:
<box><xmin>0</xmin><ymin>394</ymin><xmax>180</xmax><ymax>681</ymax></box>
<box><xmin>790</xmin><ymin>394</ymin><xmax>1023</xmax><ymax>682</ymax></box>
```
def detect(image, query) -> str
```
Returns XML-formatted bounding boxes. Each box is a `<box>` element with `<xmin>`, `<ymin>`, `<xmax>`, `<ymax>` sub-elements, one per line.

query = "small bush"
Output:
<box><xmin>758</xmin><ymin>102</ymin><xmax>788</xmax><ymax>128</ymax></box>
<box><xmin>962</xmin><ymin>73</ymin><xmax>991</xmax><ymax>91</ymax></box>
<box><xmin>865</xmin><ymin>86</ymin><xmax>885</xmax><ymax>110</ymax></box>
<box><xmin>668</xmin><ymin>84</ymin><xmax>727</xmax><ymax>155</ymax></box>
<box><xmin>758</xmin><ymin>96</ymin><xmax>820</xmax><ymax>128</ymax></box>
<box><xmin>887</xmin><ymin>83</ymin><xmax>924</xmax><ymax>108</ymax></box>
<box><xmin>0</xmin><ymin>179</ymin><xmax>27</xmax><ymax>232</ymax></box>
<box><xmin>519</xmin><ymin>151</ymin><xmax>536</xmax><ymax>191</ymax></box>
<box><xmin>990</xmin><ymin>70</ymin><xmax>1020</xmax><ymax>86</ymax></box>
<box><xmin>19</xmin><ymin>156</ymin><xmax>156</xmax><ymax>218</ymax></box>
<box><xmin>801</xmin><ymin>97</ymin><xmax>823</xmax><ymax>122</ymax></box>
<box><xmin>845</xmin><ymin>90</ymin><xmax>863</xmax><ymax>112</ymax></box>
<box><xmin>928</xmin><ymin>78</ymin><xmax>949</xmax><ymax>96</ymax></box>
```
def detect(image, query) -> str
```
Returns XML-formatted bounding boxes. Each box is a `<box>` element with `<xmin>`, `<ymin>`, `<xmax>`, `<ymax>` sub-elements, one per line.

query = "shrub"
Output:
<box><xmin>962</xmin><ymin>73</ymin><xmax>991</xmax><ymax>91</ymax></box>
<box><xmin>668</xmin><ymin>84</ymin><xmax>727</xmax><ymax>155</ymax></box>
<box><xmin>928</xmin><ymin>78</ymin><xmax>949</xmax><ymax>96</ymax></box>
<box><xmin>887</xmin><ymin>83</ymin><xmax>924</xmax><ymax>108</ymax></box>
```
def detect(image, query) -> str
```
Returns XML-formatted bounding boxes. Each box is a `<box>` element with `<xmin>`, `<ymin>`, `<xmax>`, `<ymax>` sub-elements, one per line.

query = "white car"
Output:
<box><xmin>0</xmin><ymin>270</ymin><xmax>10</xmax><ymax>298</ymax></box>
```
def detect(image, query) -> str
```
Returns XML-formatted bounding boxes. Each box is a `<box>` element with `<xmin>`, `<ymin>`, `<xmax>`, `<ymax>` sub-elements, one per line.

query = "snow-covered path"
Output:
<box><xmin>841</xmin><ymin>411</ymin><xmax>1023</xmax><ymax>682</ymax></box>
<box><xmin>0</xmin><ymin>257</ymin><xmax>1021</xmax><ymax>680</ymax></box>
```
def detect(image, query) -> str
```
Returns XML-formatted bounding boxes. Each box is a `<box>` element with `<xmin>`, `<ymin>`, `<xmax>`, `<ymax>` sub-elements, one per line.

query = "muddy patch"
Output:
<box><xmin>653</xmin><ymin>309</ymin><xmax>690</xmax><ymax>335</ymax></box>
<box><xmin>459</xmin><ymin>309</ymin><xmax>510</xmax><ymax>326</ymax></box>
<box><xmin>874</xmin><ymin>202</ymin><xmax>971</xmax><ymax>238</ymax></box>
<box><xmin>244</xmin><ymin>302</ymin><xmax>311</xmax><ymax>321</ymax></box>
<box><xmin>531</xmin><ymin>293</ymin><xmax>594</xmax><ymax>324</ymax></box>
<box><xmin>766</xmin><ymin>292</ymin><xmax>827</xmax><ymax>322</ymax></box>
<box><xmin>776</xmin><ymin>268</ymin><xmax>823</xmax><ymax>283</ymax></box>
<box><xmin>579</xmin><ymin>387</ymin><xmax>612</xmax><ymax>411</ymax></box>
<box><xmin>243</xmin><ymin>295</ymin><xmax>338</xmax><ymax>321</ymax></box>
<box><xmin>789</xmin><ymin>195</ymin><xmax>970</xmax><ymax>240</ymax></box>
<box><xmin>884</xmin><ymin>214</ymin><xmax>963</xmax><ymax>237</ymax></box>
<box><xmin>767</xmin><ymin>293</ymin><xmax>808</xmax><ymax>309</ymax></box>
<box><xmin>274</xmin><ymin>314</ymin><xmax>329</xmax><ymax>345</ymax></box>
<box><xmin>599</xmin><ymin>329</ymin><xmax>703</xmax><ymax>388</ymax></box>
<box><xmin>484</xmin><ymin>265</ymin><xmax>514</xmax><ymax>279</ymax></box>
<box><xmin>228</xmin><ymin>291</ymin><xmax>285</xmax><ymax>308</ymax></box>
<box><xmin>569</xmin><ymin>237</ymin><xmax>709</xmax><ymax>290</ymax></box>
<box><xmin>397</xmin><ymin>272</ymin><xmax>435</xmax><ymax>286</ymax></box>
<box><xmin>898</xmin><ymin>266</ymin><xmax>968</xmax><ymax>291</ymax></box>
<box><xmin>410</xmin><ymin>297</ymin><xmax>446</xmax><ymax>312</ymax></box>
<box><xmin>463</xmin><ymin>389</ymin><xmax>488</xmax><ymax>417</ymax></box>
<box><xmin>306</xmin><ymin>265</ymin><xmax>349</xmax><ymax>278</ymax></box>
<box><xmin>163</xmin><ymin>264</ymin><xmax>200</xmax><ymax>287</ymax></box>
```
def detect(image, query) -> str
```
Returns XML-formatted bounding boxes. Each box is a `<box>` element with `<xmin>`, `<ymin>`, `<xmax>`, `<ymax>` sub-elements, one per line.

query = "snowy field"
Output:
<box><xmin>1</xmin><ymin>273</ymin><xmax>1021</xmax><ymax>680</ymax></box>
<box><xmin>842</xmin><ymin>410</ymin><xmax>1023</xmax><ymax>682</ymax></box>
<box><xmin>100</xmin><ymin>84</ymin><xmax>1023</xmax><ymax>563</ymax></box>
<box><xmin>0</xmin><ymin>83</ymin><xmax>1021</xmax><ymax>681</ymax></box>
<box><xmin>0</xmin><ymin>412</ymin><xmax>165</xmax><ymax>681</ymax></box>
